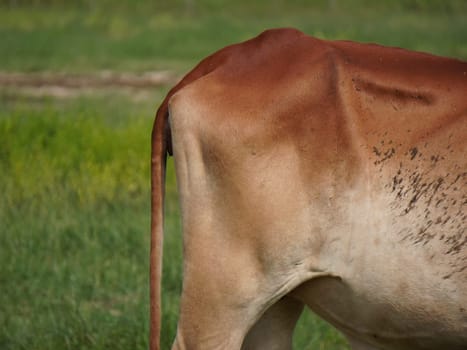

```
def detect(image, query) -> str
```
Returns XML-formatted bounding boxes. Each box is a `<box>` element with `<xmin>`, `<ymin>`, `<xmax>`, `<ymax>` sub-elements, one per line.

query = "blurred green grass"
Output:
<box><xmin>0</xmin><ymin>96</ymin><xmax>153</xmax><ymax>349</ymax></box>
<box><xmin>1</xmin><ymin>1</ymin><xmax>466</xmax><ymax>349</ymax></box>
<box><xmin>1</xmin><ymin>1</ymin><xmax>466</xmax><ymax>72</ymax></box>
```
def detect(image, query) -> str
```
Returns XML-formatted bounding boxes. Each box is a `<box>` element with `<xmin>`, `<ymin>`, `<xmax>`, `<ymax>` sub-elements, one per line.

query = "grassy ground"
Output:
<box><xmin>1</xmin><ymin>2</ymin><xmax>466</xmax><ymax>349</ymax></box>
<box><xmin>0</xmin><ymin>95</ymin><xmax>154</xmax><ymax>349</ymax></box>
<box><xmin>1</xmin><ymin>4</ymin><xmax>467</xmax><ymax>72</ymax></box>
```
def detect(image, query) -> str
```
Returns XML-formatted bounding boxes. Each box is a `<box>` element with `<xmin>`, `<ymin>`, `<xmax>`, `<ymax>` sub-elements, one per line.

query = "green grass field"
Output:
<box><xmin>2</xmin><ymin>1</ymin><xmax>467</xmax><ymax>72</ymax></box>
<box><xmin>1</xmin><ymin>1</ymin><xmax>466</xmax><ymax>349</ymax></box>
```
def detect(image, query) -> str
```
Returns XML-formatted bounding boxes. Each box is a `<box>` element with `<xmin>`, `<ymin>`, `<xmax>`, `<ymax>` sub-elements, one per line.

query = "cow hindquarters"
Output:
<box><xmin>168</xmin><ymin>93</ymin><xmax>318</xmax><ymax>349</ymax></box>
<box><xmin>168</xmin><ymin>100</ymin><xmax>280</xmax><ymax>348</ymax></box>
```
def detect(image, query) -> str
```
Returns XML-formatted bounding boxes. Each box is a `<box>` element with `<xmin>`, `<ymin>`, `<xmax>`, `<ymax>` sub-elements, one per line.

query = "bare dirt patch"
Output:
<box><xmin>0</xmin><ymin>71</ymin><xmax>180</xmax><ymax>99</ymax></box>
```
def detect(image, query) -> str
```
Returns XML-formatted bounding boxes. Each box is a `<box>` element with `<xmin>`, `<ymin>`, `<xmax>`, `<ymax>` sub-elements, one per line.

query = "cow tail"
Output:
<box><xmin>150</xmin><ymin>102</ymin><xmax>169</xmax><ymax>350</ymax></box>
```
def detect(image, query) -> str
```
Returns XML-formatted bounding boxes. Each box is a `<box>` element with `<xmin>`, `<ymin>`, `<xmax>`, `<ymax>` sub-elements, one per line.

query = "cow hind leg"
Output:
<box><xmin>241</xmin><ymin>296</ymin><xmax>304</xmax><ymax>350</ymax></box>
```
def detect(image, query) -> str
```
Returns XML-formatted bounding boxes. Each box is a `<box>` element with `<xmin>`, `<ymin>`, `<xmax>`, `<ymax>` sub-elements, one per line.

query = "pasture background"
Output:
<box><xmin>1</xmin><ymin>1</ymin><xmax>466</xmax><ymax>349</ymax></box>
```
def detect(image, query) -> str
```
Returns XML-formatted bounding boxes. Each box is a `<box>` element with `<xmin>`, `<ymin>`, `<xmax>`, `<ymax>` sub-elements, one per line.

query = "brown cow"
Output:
<box><xmin>151</xmin><ymin>28</ymin><xmax>467</xmax><ymax>350</ymax></box>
